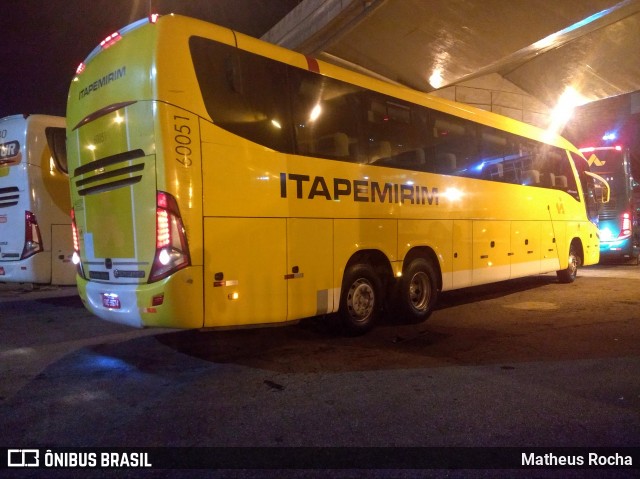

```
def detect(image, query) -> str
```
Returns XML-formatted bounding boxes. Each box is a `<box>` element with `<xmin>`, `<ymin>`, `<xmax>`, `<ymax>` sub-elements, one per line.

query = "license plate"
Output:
<box><xmin>102</xmin><ymin>293</ymin><xmax>121</xmax><ymax>309</ymax></box>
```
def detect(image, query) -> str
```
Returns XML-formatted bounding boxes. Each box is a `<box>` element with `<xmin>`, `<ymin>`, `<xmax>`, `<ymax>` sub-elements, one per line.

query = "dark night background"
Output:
<box><xmin>0</xmin><ymin>0</ymin><xmax>299</xmax><ymax>119</ymax></box>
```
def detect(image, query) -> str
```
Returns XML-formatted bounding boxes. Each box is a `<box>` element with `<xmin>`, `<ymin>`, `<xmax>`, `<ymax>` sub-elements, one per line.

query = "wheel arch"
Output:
<box><xmin>343</xmin><ymin>248</ymin><xmax>394</xmax><ymax>288</ymax></box>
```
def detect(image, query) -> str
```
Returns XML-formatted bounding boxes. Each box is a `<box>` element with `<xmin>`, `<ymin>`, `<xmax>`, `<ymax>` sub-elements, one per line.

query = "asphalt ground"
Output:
<box><xmin>1</xmin><ymin>264</ymin><xmax>639</xmax><ymax>478</ymax></box>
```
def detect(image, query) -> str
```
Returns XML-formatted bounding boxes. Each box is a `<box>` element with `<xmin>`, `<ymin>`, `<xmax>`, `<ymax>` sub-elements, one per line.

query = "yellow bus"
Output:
<box><xmin>0</xmin><ymin>114</ymin><xmax>75</xmax><ymax>285</ymax></box>
<box><xmin>64</xmin><ymin>14</ymin><xmax>604</xmax><ymax>334</ymax></box>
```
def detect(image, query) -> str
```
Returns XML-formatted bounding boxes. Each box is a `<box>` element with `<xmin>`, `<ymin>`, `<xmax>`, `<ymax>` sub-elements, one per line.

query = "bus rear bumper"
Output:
<box><xmin>599</xmin><ymin>238</ymin><xmax>637</xmax><ymax>261</ymax></box>
<box><xmin>0</xmin><ymin>253</ymin><xmax>51</xmax><ymax>284</ymax></box>
<box><xmin>77</xmin><ymin>266</ymin><xmax>203</xmax><ymax>329</ymax></box>
<box><xmin>79</xmin><ymin>279</ymin><xmax>145</xmax><ymax>328</ymax></box>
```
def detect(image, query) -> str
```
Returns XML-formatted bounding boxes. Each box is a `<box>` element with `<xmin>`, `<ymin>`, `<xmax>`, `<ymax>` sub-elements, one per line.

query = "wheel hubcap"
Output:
<box><xmin>409</xmin><ymin>271</ymin><xmax>431</xmax><ymax>311</ymax></box>
<box><xmin>347</xmin><ymin>278</ymin><xmax>374</xmax><ymax>322</ymax></box>
<box><xmin>568</xmin><ymin>254</ymin><xmax>578</xmax><ymax>277</ymax></box>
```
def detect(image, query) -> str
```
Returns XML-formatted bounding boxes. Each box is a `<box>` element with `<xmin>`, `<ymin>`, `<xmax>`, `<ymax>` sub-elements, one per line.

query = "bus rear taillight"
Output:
<box><xmin>21</xmin><ymin>211</ymin><xmax>43</xmax><ymax>259</ymax></box>
<box><xmin>70</xmin><ymin>208</ymin><xmax>85</xmax><ymax>278</ymax></box>
<box><xmin>149</xmin><ymin>191</ymin><xmax>190</xmax><ymax>283</ymax></box>
<box><xmin>619</xmin><ymin>212</ymin><xmax>632</xmax><ymax>239</ymax></box>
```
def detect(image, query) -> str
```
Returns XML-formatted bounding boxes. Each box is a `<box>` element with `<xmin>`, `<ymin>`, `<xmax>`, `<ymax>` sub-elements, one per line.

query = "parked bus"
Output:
<box><xmin>63</xmin><ymin>14</ymin><xmax>605</xmax><ymax>333</ymax></box>
<box><xmin>0</xmin><ymin>114</ymin><xmax>75</xmax><ymax>285</ymax></box>
<box><xmin>581</xmin><ymin>144</ymin><xmax>640</xmax><ymax>263</ymax></box>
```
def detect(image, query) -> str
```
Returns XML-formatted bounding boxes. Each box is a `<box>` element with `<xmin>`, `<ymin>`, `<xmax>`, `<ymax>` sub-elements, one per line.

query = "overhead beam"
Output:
<box><xmin>452</xmin><ymin>0</ymin><xmax>640</xmax><ymax>87</ymax></box>
<box><xmin>262</xmin><ymin>0</ymin><xmax>388</xmax><ymax>55</ymax></box>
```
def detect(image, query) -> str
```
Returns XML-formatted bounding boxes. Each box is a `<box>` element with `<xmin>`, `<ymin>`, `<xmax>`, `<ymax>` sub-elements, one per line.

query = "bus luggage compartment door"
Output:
<box><xmin>471</xmin><ymin>220</ymin><xmax>511</xmax><ymax>285</ymax></box>
<box><xmin>510</xmin><ymin>221</ymin><xmax>541</xmax><ymax>277</ymax></box>
<box><xmin>51</xmin><ymin>224</ymin><xmax>76</xmax><ymax>285</ymax></box>
<box><xmin>203</xmin><ymin>217</ymin><xmax>287</xmax><ymax>327</ymax></box>
<box><xmin>286</xmin><ymin>218</ymin><xmax>334</xmax><ymax>320</ymax></box>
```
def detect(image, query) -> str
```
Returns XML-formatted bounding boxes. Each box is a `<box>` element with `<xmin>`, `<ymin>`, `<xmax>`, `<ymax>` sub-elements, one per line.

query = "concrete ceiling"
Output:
<box><xmin>263</xmin><ymin>0</ymin><xmax>640</xmax><ymax>109</ymax></box>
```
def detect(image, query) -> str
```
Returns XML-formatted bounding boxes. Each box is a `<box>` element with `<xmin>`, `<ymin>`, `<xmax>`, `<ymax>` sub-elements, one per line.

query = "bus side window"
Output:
<box><xmin>289</xmin><ymin>68</ymin><xmax>364</xmax><ymax>163</ymax></box>
<box><xmin>431</xmin><ymin>113</ymin><xmax>477</xmax><ymax>175</ymax></box>
<box><xmin>46</xmin><ymin>127</ymin><xmax>68</xmax><ymax>174</ymax></box>
<box><xmin>478</xmin><ymin>127</ymin><xmax>507</xmax><ymax>181</ymax></box>
<box><xmin>548</xmin><ymin>149</ymin><xmax>578</xmax><ymax>198</ymax></box>
<box><xmin>225</xmin><ymin>54</ymin><xmax>243</xmax><ymax>94</ymax></box>
<box><xmin>190</xmin><ymin>37</ymin><xmax>294</xmax><ymax>154</ymax></box>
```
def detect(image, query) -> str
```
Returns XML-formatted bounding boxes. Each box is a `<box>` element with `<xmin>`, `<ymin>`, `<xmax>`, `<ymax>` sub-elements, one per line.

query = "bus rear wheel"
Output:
<box><xmin>339</xmin><ymin>264</ymin><xmax>381</xmax><ymax>335</ymax></box>
<box><xmin>557</xmin><ymin>243</ymin><xmax>579</xmax><ymax>283</ymax></box>
<box><xmin>398</xmin><ymin>257</ymin><xmax>438</xmax><ymax>323</ymax></box>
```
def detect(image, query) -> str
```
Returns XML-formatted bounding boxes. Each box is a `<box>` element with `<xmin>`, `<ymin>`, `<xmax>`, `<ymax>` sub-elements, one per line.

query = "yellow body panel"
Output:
<box><xmin>451</xmin><ymin>220</ymin><xmax>473</xmax><ymax>288</ymax></box>
<box><xmin>86</xmin><ymin>187</ymin><xmax>135</xmax><ymax>259</ymax></box>
<box><xmin>510</xmin><ymin>221</ymin><xmax>542</xmax><ymax>276</ymax></box>
<box><xmin>334</xmin><ymin>219</ymin><xmax>398</xmax><ymax>273</ymax></box>
<box><xmin>203</xmin><ymin>217</ymin><xmax>287</xmax><ymax>327</ymax></box>
<box><xmin>472</xmin><ymin>220</ymin><xmax>511</xmax><ymax>285</ymax></box>
<box><xmin>287</xmin><ymin>218</ymin><xmax>335</xmax><ymax>319</ymax></box>
<box><xmin>398</xmin><ymin>219</ymin><xmax>454</xmax><ymax>277</ymax></box>
<box><xmin>156</xmin><ymin>106</ymin><xmax>204</xmax><ymax>266</ymax></box>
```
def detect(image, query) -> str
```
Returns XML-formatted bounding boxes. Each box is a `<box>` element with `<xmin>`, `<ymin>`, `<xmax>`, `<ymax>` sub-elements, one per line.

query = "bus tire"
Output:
<box><xmin>557</xmin><ymin>242</ymin><xmax>579</xmax><ymax>283</ymax></box>
<box><xmin>339</xmin><ymin>263</ymin><xmax>381</xmax><ymax>335</ymax></box>
<box><xmin>398</xmin><ymin>257</ymin><xmax>438</xmax><ymax>323</ymax></box>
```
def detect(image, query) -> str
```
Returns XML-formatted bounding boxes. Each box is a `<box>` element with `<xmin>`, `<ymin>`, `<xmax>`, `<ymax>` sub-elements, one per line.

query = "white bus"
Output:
<box><xmin>0</xmin><ymin>114</ymin><xmax>75</xmax><ymax>285</ymax></box>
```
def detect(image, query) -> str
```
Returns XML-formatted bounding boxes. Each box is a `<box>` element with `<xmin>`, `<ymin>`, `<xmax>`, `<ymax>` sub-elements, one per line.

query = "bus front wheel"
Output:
<box><xmin>398</xmin><ymin>257</ymin><xmax>438</xmax><ymax>323</ymax></box>
<box><xmin>557</xmin><ymin>243</ymin><xmax>579</xmax><ymax>283</ymax></box>
<box><xmin>339</xmin><ymin>264</ymin><xmax>381</xmax><ymax>335</ymax></box>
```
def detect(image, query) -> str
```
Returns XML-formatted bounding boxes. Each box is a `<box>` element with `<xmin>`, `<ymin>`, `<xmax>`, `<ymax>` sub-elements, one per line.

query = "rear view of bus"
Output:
<box><xmin>581</xmin><ymin>145</ymin><xmax>640</xmax><ymax>263</ymax></box>
<box><xmin>0</xmin><ymin>114</ymin><xmax>75</xmax><ymax>284</ymax></box>
<box><xmin>67</xmin><ymin>16</ymin><xmax>202</xmax><ymax>328</ymax></box>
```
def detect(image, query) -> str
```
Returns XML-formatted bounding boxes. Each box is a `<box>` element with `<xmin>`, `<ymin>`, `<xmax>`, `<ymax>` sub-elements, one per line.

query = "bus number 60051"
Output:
<box><xmin>173</xmin><ymin>115</ymin><xmax>193</xmax><ymax>167</ymax></box>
